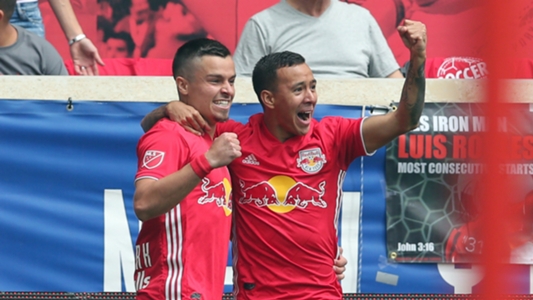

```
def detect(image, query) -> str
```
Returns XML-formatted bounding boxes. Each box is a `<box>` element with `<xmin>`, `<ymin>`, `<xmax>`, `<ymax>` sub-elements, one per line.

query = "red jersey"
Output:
<box><xmin>217</xmin><ymin>114</ymin><xmax>368</xmax><ymax>300</ymax></box>
<box><xmin>135</xmin><ymin>119</ymin><xmax>232</xmax><ymax>300</ymax></box>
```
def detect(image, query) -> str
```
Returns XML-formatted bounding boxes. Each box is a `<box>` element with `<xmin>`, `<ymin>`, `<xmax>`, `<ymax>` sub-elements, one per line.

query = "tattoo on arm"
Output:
<box><xmin>400</xmin><ymin>61</ymin><xmax>426</xmax><ymax>127</ymax></box>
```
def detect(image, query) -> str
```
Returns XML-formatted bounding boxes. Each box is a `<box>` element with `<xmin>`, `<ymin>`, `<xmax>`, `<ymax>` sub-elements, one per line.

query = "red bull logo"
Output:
<box><xmin>239</xmin><ymin>180</ymin><xmax>279</xmax><ymax>207</ymax></box>
<box><xmin>198</xmin><ymin>177</ymin><xmax>232</xmax><ymax>216</ymax></box>
<box><xmin>297</xmin><ymin>148</ymin><xmax>327</xmax><ymax>174</ymax></box>
<box><xmin>239</xmin><ymin>176</ymin><xmax>327</xmax><ymax>213</ymax></box>
<box><xmin>284</xmin><ymin>181</ymin><xmax>326</xmax><ymax>208</ymax></box>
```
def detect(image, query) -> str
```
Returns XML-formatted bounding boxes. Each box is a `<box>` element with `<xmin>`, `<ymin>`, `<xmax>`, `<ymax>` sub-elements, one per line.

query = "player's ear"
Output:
<box><xmin>176</xmin><ymin>76</ymin><xmax>189</xmax><ymax>95</ymax></box>
<box><xmin>261</xmin><ymin>90</ymin><xmax>275</xmax><ymax>109</ymax></box>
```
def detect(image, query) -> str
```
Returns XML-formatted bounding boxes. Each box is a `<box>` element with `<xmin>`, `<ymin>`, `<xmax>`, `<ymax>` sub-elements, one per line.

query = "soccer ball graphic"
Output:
<box><xmin>436</xmin><ymin>57</ymin><xmax>488</xmax><ymax>79</ymax></box>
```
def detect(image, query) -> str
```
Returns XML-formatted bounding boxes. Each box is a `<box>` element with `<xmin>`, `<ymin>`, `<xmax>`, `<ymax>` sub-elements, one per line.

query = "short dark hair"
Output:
<box><xmin>171</xmin><ymin>38</ymin><xmax>231</xmax><ymax>79</ymax></box>
<box><xmin>252</xmin><ymin>51</ymin><xmax>306</xmax><ymax>106</ymax></box>
<box><xmin>105</xmin><ymin>31</ymin><xmax>135</xmax><ymax>56</ymax></box>
<box><xmin>0</xmin><ymin>0</ymin><xmax>16</xmax><ymax>21</ymax></box>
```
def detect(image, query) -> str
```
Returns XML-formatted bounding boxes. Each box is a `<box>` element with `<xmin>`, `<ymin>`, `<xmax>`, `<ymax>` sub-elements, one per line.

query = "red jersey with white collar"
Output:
<box><xmin>217</xmin><ymin>114</ymin><xmax>369</xmax><ymax>300</ymax></box>
<box><xmin>135</xmin><ymin>118</ymin><xmax>232</xmax><ymax>300</ymax></box>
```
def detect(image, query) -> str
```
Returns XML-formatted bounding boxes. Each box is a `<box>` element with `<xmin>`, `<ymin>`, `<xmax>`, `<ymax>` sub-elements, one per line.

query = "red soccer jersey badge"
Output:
<box><xmin>297</xmin><ymin>148</ymin><xmax>327</xmax><ymax>174</ymax></box>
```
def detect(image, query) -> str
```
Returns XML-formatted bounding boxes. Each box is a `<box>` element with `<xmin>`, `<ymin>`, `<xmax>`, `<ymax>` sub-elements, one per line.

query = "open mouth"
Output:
<box><xmin>297</xmin><ymin>112</ymin><xmax>311</xmax><ymax>121</ymax></box>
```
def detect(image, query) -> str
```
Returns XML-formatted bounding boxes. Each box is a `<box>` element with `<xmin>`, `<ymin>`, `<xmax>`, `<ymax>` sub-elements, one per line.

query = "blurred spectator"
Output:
<box><xmin>99</xmin><ymin>0</ymin><xmax>206</xmax><ymax>59</ymax></box>
<box><xmin>105</xmin><ymin>30</ymin><xmax>134</xmax><ymax>58</ymax></box>
<box><xmin>113</xmin><ymin>0</ymin><xmax>161</xmax><ymax>57</ymax></box>
<box><xmin>145</xmin><ymin>0</ymin><xmax>207</xmax><ymax>58</ymax></box>
<box><xmin>97</xmin><ymin>15</ymin><xmax>113</xmax><ymax>42</ymax></box>
<box><xmin>9</xmin><ymin>0</ymin><xmax>103</xmax><ymax>75</ymax></box>
<box><xmin>0</xmin><ymin>0</ymin><xmax>67</xmax><ymax>75</ymax></box>
<box><xmin>233</xmin><ymin>0</ymin><xmax>403</xmax><ymax>78</ymax></box>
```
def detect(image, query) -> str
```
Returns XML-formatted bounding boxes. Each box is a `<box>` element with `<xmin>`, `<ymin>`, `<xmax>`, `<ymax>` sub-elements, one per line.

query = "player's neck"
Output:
<box><xmin>286</xmin><ymin>0</ymin><xmax>331</xmax><ymax>17</ymax></box>
<box><xmin>0</xmin><ymin>23</ymin><xmax>18</xmax><ymax>48</ymax></box>
<box><xmin>263</xmin><ymin>113</ymin><xmax>293</xmax><ymax>143</ymax></box>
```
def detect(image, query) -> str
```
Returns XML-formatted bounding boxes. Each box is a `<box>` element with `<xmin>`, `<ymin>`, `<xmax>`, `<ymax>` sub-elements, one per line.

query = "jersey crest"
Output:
<box><xmin>296</xmin><ymin>148</ymin><xmax>327</xmax><ymax>174</ymax></box>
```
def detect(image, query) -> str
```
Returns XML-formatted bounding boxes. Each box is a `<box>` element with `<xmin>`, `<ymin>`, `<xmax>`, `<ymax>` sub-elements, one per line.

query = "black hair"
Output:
<box><xmin>0</xmin><ymin>0</ymin><xmax>16</xmax><ymax>21</ymax></box>
<box><xmin>171</xmin><ymin>38</ymin><xmax>231</xmax><ymax>79</ymax></box>
<box><xmin>252</xmin><ymin>51</ymin><xmax>306</xmax><ymax>106</ymax></box>
<box><xmin>105</xmin><ymin>31</ymin><xmax>135</xmax><ymax>56</ymax></box>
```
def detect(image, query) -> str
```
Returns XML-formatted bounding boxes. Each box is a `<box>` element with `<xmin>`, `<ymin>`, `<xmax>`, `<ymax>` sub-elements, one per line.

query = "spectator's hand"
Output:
<box><xmin>334</xmin><ymin>247</ymin><xmax>348</xmax><ymax>280</ymax></box>
<box><xmin>166</xmin><ymin>100</ymin><xmax>211</xmax><ymax>136</ymax></box>
<box><xmin>71</xmin><ymin>38</ymin><xmax>105</xmax><ymax>76</ymax></box>
<box><xmin>205</xmin><ymin>132</ymin><xmax>241</xmax><ymax>168</ymax></box>
<box><xmin>397</xmin><ymin>19</ymin><xmax>427</xmax><ymax>59</ymax></box>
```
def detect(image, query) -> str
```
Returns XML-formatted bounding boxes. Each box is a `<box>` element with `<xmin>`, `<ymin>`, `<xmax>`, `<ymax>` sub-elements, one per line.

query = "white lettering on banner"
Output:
<box><xmin>531</xmin><ymin>266</ymin><xmax>533</xmax><ymax>293</ymax></box>
<box><xmin>432</xmin><ymin>116</ymin><xmax>469</xmax><ymax>132</ymax></box>
<box><xmin>414</xmin><ymin>115</ymin><xmax>430</xmax><ymax>132</ymax></box>
<box><xmin>340</xmin><ymin>192</ymin><xmax>361</xmax><ymax>293</ymax></box>
<box><xmin>224</xmin><ymin>266</ymin><xmax>232</xmax><ymax>286</ymax></box>
<box><xmin>437</xmin><ymin>263</ymin><xmax>483</xmax><ymax>293</ymax></box>
<box><xmin>104</xmin><ymin>189</ymin><xmax>136</xmax><ymax>292</ymax></box>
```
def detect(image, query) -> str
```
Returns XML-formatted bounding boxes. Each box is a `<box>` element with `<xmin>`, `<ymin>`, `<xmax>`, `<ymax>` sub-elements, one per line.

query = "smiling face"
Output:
<box><xmin>266</xmin><ymin>63</ymin><xmax>317</xmax><ymax>142</ymax></box>
<box><xmin>178</xmin><ymin>55</ymin><xmax>236</xmax><ymax>128</ymax></box>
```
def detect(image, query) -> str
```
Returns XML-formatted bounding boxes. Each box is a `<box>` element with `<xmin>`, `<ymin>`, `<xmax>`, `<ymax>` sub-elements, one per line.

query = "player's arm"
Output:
<box><xmin>134</xmin><ymin>132</ymin><xmax>241</xmax><ymax>221</ymax></box>
<box><xmin>362</xmin><ymin>19</ymin><xmax>426</xmax><ymax>153</ymax></box>
<box><xmin>140</xmin><ymin>101</ymin><xmax>211</xmax><ymax>135</ymax></box>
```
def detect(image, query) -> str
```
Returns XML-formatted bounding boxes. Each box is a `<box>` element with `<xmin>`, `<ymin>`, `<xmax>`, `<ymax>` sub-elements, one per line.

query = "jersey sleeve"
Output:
<box><xmin>135</xmin><ymin>128</ymin><xmax>190</xmax><ymax>181</ymax></box>
<box><xmin>328</xmin><ymin>117</ymin><xmax>368</xmax><ymax>167</ymax></box>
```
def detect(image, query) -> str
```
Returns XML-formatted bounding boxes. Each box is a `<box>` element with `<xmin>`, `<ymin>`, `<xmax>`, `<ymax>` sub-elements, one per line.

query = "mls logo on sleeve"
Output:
<box><xmin>142</xmin><ymin>150</ymin><xmax>165</xmax><ymax>169</ymax></box>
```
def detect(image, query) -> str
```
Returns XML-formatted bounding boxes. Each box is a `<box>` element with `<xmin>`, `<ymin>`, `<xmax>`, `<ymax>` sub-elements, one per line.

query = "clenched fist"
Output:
<box><xmin>397</xmin><ymin>20</ymin><xmax>427</xmax><ymax>59</ymax></box>
<box><xmin>205</xmin><ymin>132</ymin><xmax>242</xmax><ymax>168</ymax></box>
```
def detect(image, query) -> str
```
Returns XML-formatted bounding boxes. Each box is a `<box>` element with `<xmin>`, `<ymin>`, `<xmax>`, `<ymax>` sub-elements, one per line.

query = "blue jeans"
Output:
<box><xmin>10</xmin><ymin>1</ymin><xmax>45</xmax><ymax>37</ymax></box>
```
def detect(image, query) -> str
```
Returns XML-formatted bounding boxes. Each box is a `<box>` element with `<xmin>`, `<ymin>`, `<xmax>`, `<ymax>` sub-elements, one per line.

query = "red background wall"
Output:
<box><xmin>40</xmin><ymin>0</ymin><xmax>533</xmax><ymax>76</ymax></box>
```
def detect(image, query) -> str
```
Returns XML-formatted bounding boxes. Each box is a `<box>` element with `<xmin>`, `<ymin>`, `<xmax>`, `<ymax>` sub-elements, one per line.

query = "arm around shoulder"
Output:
<box><xmin>141</xmin><ymin>104</ymin><xmax>169</xmax><ymax>132</ymax></box>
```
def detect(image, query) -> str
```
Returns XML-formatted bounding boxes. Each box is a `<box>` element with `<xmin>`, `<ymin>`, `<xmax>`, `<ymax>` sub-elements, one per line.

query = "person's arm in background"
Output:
<box><xmin>233</xmin><ymin>18</ymin><xmax>269</xmax><ymax>76</ymax></box>
<box><xmin>386</xmin><ymin>69</ymin><xmax>404</xmax><ymax>78</ymax></box>
<box><xmin>362</xmin><ymin>19</ymin><xmax>426</xmax><ymax>152</ymax></box>
<box><xmin>49</xmin><ymin>0</ymin><xmax>104</xmax><ymax>75</ymax></box>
